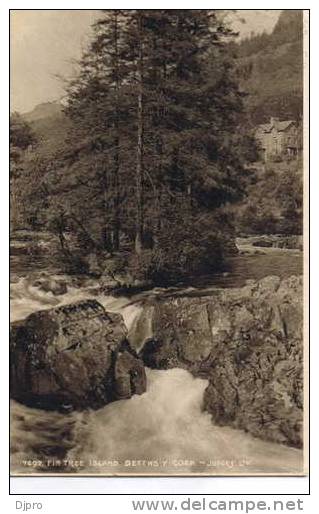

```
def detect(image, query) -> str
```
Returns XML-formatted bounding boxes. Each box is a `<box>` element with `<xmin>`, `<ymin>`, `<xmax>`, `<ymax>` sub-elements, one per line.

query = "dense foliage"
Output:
<box><xmin>235</xmin><ymin>160</ymin><xmax>303</xmax><ymax>236</ymax></box>
<box><xmin>10</xmin><ymin>10</ymin><xmax>303</xmax><ymax>284</ymax></box>
<box><xmin>10</xmin><ymin>10</ymin><xmax>259</xmax><ymax>281</ymax></box>
<box><xmin>10</xmin><ymin>113</ymin><xmax>38</xmax><ymax>227</ymax></box>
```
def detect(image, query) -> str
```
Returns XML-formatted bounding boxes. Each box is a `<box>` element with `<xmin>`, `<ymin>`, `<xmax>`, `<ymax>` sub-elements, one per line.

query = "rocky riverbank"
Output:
<box><xmin>236</xmin><ymin>235</ymin><xmax>303</xmax><ymax>255</ymax></box>
<box><xmin>131</xmin><ymin>275</ymin><xmax>303</xmax><ymax>448</ymax></box>
<box><xmin>10</xmin><ymin>274</ymin><xmax>303</xmax><ymax>450</ymax></box>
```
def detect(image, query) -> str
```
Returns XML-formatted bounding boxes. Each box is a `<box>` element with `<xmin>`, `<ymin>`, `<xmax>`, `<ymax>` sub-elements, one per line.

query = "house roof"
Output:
<box><xmin>256</xmin><ymin>119</ymin><xmax>295</xmax><ymax>134</ymax></box>
<box><xmin>276</xmin><ymin>120</ymin><xmax>295</xmax><ymax>131</ymax></box>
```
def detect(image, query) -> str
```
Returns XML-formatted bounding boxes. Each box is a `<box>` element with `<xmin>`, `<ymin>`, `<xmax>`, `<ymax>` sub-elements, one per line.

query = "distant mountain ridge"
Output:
<box><xmin>23</xmin><ymin>101</ymin><xmax>63</xmax><ymax>123</ymax></box>
<box><xmin>22</xmin><ymin>101</ymin><xmax>71</xmax><ymax>157</ymax></box>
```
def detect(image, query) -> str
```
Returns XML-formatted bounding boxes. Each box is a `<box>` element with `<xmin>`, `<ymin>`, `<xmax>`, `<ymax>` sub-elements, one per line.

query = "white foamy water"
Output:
<box><xmin>66</xmin><ymin>368</ymin><xmax>303</xmax><ymax>475</ymax></box>
<box><xmin>10</xmin><ymin>276</ymin><xmax>304</xmax><ymax>476</ymax></box>
<box><xmin>10</xmin><ymin>275</ymin><xmax>142</xmax><ymax>329</ymax></box>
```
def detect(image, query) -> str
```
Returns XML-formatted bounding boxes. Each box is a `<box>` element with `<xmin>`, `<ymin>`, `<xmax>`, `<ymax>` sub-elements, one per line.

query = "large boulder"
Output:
<box><xmin>241</xmin><ymin>234</ymin><xmax>303</xmax><ymax>251</ymax></box>
<box><xmin>133</xmin><ymin>275</ymin><xmax>303</xmax><ymax>448</ymax></box>
<box><xmin>10</xmin><ymin>300</ymin><xmax>146</xmax><ymax>410</ymax></box>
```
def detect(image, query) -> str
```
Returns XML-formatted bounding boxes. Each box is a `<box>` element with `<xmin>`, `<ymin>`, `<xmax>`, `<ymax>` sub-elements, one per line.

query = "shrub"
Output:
<box><xmin>128</xmin><ymin>214</ymin><xmax>235</xmax><ymax>284</ymax></box>
<box><xmin>235</xmin><ymin>160</ymin><xmax>303</xmax><ymax>236</ymax></box>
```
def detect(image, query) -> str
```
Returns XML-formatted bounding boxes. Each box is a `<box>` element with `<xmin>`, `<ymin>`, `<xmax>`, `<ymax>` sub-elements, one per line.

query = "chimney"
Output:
<box><xmin>270</xmin><ymin>117</ymin><xmax>279</xmax><ymax>126</ymax></box>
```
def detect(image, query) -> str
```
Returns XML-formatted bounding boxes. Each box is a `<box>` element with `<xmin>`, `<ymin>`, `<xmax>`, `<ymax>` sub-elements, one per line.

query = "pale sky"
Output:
<box><xmin>10</xmin><ymin>10</ymin><xmax>282</xmax><ymax>114</ymax></box>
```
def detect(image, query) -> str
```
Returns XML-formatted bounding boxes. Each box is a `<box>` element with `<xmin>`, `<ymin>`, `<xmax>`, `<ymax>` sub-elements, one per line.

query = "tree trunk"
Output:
<box><xmin>57</xmin><ymin>226</ymin><xmax>74</xmax><ymax>265</ymax></box>
<box><xmin>135</xmin><ymin>12</ymin><xmax>144</xmax><ymax>255</ymax></box>
<box><xmin>112</xmin><ymin>11</ymin><xmax>120</xmax><ymax>252</ymax></box>
<box><xmin>101</xmin><ymin>159</ymin><xmax>112</xmax><ymax>252</ymax></box>
<box><xmin>112</xmin><ymin>134</ymin><xmax>120</xmax><ymax>252</ymax></box>
<box><xmin>10</xmin><ymin>178</ymin><xmax>19</xmax><ymax>230</ymax></box>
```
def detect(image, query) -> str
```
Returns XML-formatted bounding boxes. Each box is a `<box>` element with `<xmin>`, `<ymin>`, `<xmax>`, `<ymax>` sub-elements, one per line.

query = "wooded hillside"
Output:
<box><xmin>234</xmin><ymin>10</ymin><xmax>303</xmax><ymax>124</ymax></box>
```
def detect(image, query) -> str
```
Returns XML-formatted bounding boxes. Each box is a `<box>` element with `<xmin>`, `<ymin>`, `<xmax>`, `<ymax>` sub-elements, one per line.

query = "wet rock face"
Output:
<box><xmin>135</xmin><ymin>275</ymin><xmax>303</xmax><ymax>448</ymax></box>
<box><xmin>10</xmin><ymin>300</ymin><xmax>146</xmax><ymax>410</ymax></box>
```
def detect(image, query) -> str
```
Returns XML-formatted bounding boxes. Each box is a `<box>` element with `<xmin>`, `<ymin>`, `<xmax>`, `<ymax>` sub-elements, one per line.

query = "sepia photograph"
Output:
<box><xmin>10</xmin><ymin>9</ymin><xmax>308</xmax><ymax>477</ymax></box>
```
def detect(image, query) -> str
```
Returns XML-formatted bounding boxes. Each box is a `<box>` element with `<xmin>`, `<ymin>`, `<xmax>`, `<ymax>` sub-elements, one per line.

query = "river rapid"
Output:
<box><xmin>10</xmin><ymin>248</ymin><xmax>304</xmax><ymax>476</ymax></box>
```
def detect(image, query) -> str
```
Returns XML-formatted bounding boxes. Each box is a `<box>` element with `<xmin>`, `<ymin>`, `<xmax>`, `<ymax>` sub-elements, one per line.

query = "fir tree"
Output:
<box><xmin>47</xmin><ymin>10</ymin><xmax>258</xmax><ymax>277</ymax></box>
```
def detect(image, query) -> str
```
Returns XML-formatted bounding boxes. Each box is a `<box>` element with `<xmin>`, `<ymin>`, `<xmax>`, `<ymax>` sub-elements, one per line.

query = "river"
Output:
<box><xmin>10</xmin><ymin>244</ymin><xmax>304</xmax><ymax>476</ymax></box>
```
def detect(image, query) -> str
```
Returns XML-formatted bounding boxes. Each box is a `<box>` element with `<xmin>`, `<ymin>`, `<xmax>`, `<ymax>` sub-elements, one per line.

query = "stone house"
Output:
<box><xmin>255</xmin><ymin>117</ymin><xmax>300</xmax><ymax>161</ymax></box>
